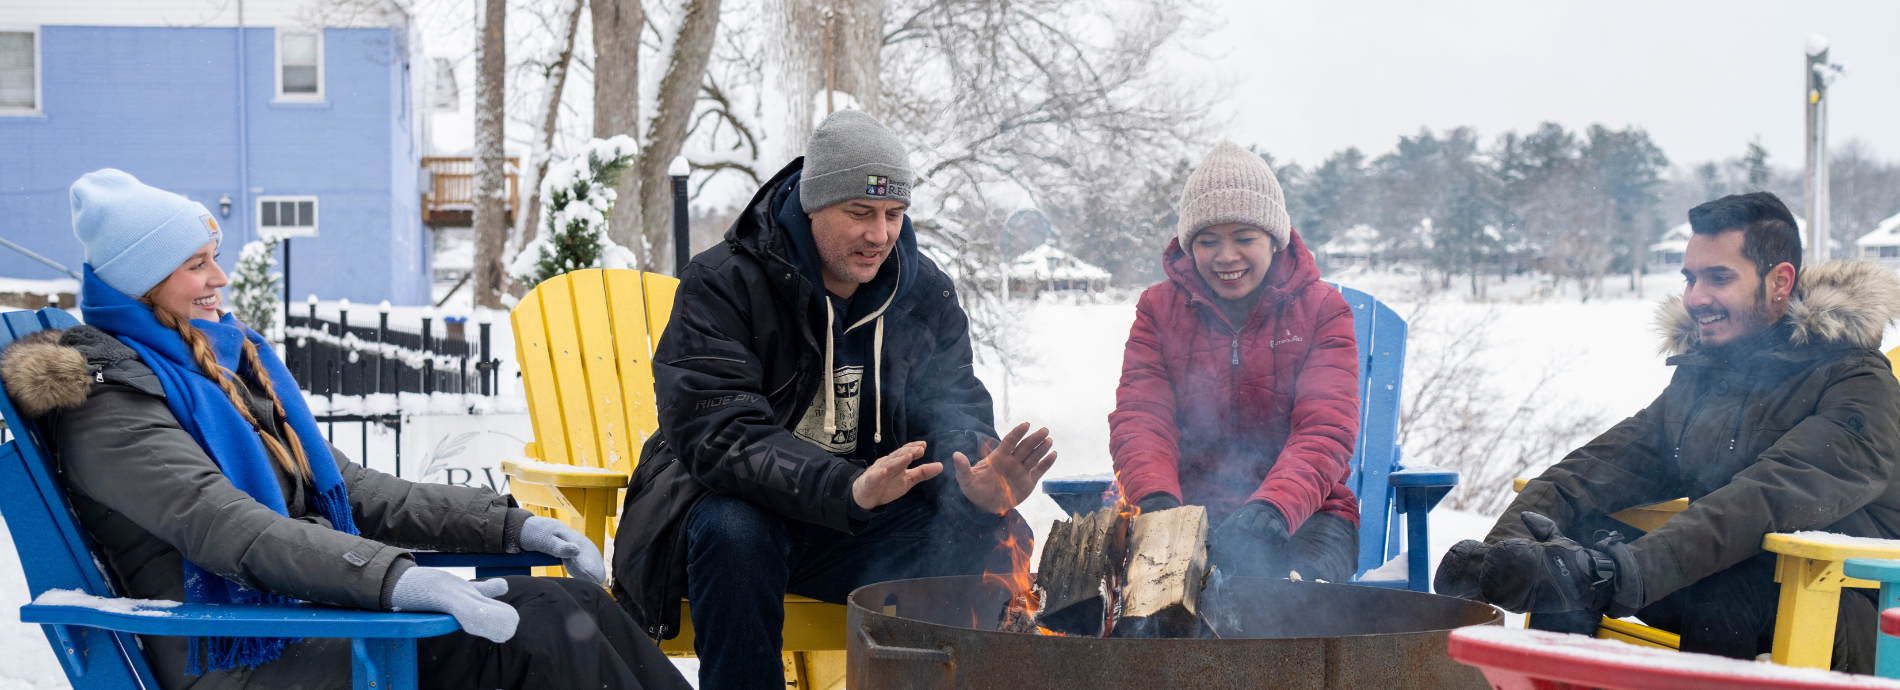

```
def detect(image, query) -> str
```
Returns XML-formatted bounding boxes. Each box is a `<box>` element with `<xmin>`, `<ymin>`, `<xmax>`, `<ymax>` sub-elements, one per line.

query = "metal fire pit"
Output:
<box><xmin>847</xmin><ymin>575</ymin><xmax>1500</xmax><ymax>690</ymax></box>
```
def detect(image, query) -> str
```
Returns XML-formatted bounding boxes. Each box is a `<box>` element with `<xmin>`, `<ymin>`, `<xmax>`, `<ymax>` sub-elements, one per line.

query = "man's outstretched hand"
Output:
<box><xmin>852</xmin><ymin>441</ymin><xmax>940</xmax><ymax>510</ymax></box>
<box><xmin>954</xmin><ymin>423</ymin><xmax>1058</xmax><ymax>515</ymax></box>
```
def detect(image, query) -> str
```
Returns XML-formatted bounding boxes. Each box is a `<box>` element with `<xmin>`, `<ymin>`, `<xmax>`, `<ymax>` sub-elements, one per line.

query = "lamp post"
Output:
<box><xmin>670</xmin><ymin>156</ymin><xmax>691</xmax><ymax>277</ymax></box>
<box><xmin>1804</xmin><ymin>34</ymin><xmax>1848</xmax><ymax>263</ymax></box>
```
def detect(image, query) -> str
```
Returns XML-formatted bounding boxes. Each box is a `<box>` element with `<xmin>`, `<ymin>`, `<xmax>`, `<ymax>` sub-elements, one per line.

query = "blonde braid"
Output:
<box><xmin>142</xmin><ymin>296</ymin><xmax>307</xmax><ymax>481</ymax></box>
<box><xmin>238</xmin><ymin>336</ymin><xmax>314</xmax><ymax>479</ymax></box>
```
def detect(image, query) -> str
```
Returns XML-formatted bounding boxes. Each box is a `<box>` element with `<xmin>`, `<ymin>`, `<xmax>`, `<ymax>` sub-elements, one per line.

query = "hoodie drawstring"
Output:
<box><xmin>873</xmin><ymin>316</ymin><xmax>884</xmax><ymax>443</ymax></box>
<box><xmin>823</xmin><ymin>299</ymin><xmax>837</xmax><ymax>435</ymax></box>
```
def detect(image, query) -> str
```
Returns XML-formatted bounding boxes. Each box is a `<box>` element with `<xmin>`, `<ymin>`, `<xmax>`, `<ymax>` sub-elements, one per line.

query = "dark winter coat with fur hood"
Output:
<box><xmin>1491</xmin><ymin>260</ymin><xmax>1900</xmax><ymax>606</ymax></box>
<box><xmin>0</xmin><ymin>325</ymin><xmax>532</xmax><ymax>690</ymax></box>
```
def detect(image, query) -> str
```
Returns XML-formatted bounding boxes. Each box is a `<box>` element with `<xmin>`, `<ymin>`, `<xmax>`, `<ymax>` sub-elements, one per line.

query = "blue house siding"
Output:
<box><xmin>0</xmin><ymin>24</ymin><xmax>428</xmax><ymax>305</ymax></box>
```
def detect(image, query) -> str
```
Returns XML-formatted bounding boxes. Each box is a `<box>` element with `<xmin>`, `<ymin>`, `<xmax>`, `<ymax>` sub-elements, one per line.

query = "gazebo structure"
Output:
<box><xmin>1009</xmin><ymin>243</ymin><xmax>1111</xmax><ymax>296</ymax></box>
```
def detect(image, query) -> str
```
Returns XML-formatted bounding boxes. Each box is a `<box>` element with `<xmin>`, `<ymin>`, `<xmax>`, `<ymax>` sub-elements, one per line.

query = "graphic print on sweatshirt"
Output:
<box><xmin>794</xmin><ymin>365</ymin><xmax>863</xmax><ymax>453</ymax></box>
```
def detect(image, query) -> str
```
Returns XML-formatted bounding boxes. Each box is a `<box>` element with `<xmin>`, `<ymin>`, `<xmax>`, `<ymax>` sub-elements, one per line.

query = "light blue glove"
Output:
<box><xmin>519</xmin><ymin>516</ymin><xmax>607</xmax><ymax>585</ymax></box>
<box><xmin>390</xmin><ymin>567</ymin><xmax>518</xmax><ymax>643</ymax></box>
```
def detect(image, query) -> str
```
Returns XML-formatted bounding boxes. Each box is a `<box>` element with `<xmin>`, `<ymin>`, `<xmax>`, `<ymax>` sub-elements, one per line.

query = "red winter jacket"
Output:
<box><xmin>1109</xmin><ymin>230</ymin><xmax>1361</xmax><ymax>532</ymax></box>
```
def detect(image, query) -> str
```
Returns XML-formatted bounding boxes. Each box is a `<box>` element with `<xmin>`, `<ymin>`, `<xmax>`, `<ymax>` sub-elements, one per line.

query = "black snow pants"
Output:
<box><xmin>1528</xmin><ymin>516</ymin><xmax>1877</xmax><ymax>674</ymax></box>
<box><xmin>416</xmin><ymin>576</ymin><xmax>693</xmax><ymax>690</ymax></box>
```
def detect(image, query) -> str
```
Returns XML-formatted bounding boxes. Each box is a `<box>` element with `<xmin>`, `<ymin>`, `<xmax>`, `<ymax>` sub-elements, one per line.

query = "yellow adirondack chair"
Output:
<box><xmin>503</xmin><ymin>268</ymin><xmax>847</xmax><ymax>690</ymax></box>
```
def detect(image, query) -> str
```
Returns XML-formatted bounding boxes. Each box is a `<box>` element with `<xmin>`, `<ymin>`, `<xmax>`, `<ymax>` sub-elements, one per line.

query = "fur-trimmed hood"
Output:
<box><xmin>1656</xmin><ymin>260</ymin><xmax>1900</xmax><ymax>356</ymax></box>
<box><xmin>1</xmin><ymin>325</ymin><xmax>159</xmax><ymax>419</ymax></box>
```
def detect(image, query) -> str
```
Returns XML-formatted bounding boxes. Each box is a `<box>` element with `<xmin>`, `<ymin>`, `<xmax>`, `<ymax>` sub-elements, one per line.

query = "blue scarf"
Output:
<box><xmin>80</xmin><ymin>266</ymin><xmax>357</xmax><ymax>674</ymax></box>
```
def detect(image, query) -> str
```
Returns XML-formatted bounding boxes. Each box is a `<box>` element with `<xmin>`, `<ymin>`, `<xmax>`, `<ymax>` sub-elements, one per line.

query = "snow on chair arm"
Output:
<box><xmin>23</xmin><ymin>590</ymin><xmax>459</xmax><ymax>639</ymax></box>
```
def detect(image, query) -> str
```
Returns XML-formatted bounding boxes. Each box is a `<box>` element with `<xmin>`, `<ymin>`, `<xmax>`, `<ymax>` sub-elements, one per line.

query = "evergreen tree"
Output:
<box><xmin>229</xmin><ymin>237</ymin><xmax>282</xmax><ymax>337</ymax></box>
<box><xmin>509</xmin><ymin>136</ymin><xmax>639</xmax><ymax>288</ymax></box>
<box><xmin>1743</xmin><ymin>139</ymin><xmax>1772</xmax><ymax>192</ymax></box>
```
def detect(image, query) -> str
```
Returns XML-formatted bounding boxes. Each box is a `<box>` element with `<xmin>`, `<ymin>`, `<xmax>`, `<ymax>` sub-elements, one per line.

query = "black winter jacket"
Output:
<box><xmin>1494</xmin><ymin>261</ymin><xmax>1900</xmax><ymax>607</ymax></box>
<box><xmin>1</xmin><ymin>325</ymin><xmax>532</xmax><ymax>690</ymax></box>
<box><xmin>610</xmin><ymin>159</ymin><xmax>1001</xmax><ymax>639</ymax></box>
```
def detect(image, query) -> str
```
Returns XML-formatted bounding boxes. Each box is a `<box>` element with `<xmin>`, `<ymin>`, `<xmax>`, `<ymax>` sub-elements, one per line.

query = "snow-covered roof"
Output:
<box><xmin>1649</xmin><ymin>222</ymin><xmax>1692</xmax><ymax>254</ymax></box>
<box><xmin>1319</xmin><ymin>225</ymin><xmax>1381</xmax><ymax>255</ymax></box>
<box><xmin>1652</xmin><ymin>218</ymin><xmax>1841</xmax><ymax>252</ymax></box>
<box><xmin>1009</xmin><ymin>244</ymin><xmax>1111</xmax><ymax>281</ymax></box>
<box><xmin>1856</xmin><ymin>212</ymin><xmax>1900</xmax><ymax>248</ymax></box>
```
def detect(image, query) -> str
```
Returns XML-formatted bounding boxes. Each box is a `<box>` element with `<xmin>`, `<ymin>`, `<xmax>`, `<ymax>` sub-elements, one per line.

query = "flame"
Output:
<box><xmin>984</xmin><ymin>521</ymin><xmax>1041</xmax><ymax>616</ymax></box>
<box><xmin>985</xmin><ymin>487</ymin><xmax>1148</xmax><ymax>637</ymax></box>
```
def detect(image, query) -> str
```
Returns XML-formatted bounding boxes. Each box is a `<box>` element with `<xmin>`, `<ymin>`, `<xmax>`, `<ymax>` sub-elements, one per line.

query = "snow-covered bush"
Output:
<box><xmin>229</xmin><ymin>236</ymin><xmax>282</xmax><ymax>336</ymax></box>
<box><xmin>509</xmin><ymin>136</ymin><xmax>640</xmax><ymax>288</ymax></box>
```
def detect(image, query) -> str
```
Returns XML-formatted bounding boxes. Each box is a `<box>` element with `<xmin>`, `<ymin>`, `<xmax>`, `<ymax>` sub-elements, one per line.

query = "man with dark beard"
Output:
<box><xmin>1434</xmin><ymin>192</ymin><xmax>1900</xmax><ymax>672</ymax></box>
<box><xmin>609</xmin><ymin>111</ymin><xmax>1058</xmax><ymax>690</ymax></box>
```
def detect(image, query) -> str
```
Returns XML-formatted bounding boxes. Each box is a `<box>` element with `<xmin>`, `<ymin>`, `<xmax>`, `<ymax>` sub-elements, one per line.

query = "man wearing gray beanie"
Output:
<box><xmin>612</xmin><ymin>110</ymin><xmax>1059</xmax><ymax>690</ymax></box>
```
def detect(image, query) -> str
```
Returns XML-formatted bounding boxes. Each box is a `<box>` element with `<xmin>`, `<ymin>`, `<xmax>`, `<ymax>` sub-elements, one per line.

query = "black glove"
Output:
<box><xmin>1434</xmin><ymin>539</ymin><xmax>1491</xmax><ymax>600</ymax></box>
<box><xmin>1208</xmin><ymin>502</ymin><xmax>1291</xmax><ymax>578</ymax></box>
<box><xmin>1135</xmin><ymin>493</ymin><xmax>1181</xmax><ymax>514</ymax></box>
<box><xmin>1219</xmin><ymin>501</ymin><xmax>1290</xmax><ymax>547</ymax></box>
<box><xmin>1479</xmin><ymin>512</ymin><xmax>1642</xmax><ymax>616</ymax></box>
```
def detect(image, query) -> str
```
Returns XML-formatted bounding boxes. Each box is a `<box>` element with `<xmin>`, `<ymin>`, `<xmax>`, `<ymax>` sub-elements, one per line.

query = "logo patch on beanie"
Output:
<box><xmin>200</xmin><ymin>214</ymin><xmax>222</xmax><ymax>244</ymax></box>
<box><xmin>866</xmin><ymin>175</ymin><xmax>910</xmax><ymax>199</ymax></box>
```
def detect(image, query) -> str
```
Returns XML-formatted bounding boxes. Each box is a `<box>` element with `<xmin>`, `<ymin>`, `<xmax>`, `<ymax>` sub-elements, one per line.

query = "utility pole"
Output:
<box><xmin>1803</xmin><ymin>34</ymin><xmax>1847</xmax><ymax>263</ymax></box>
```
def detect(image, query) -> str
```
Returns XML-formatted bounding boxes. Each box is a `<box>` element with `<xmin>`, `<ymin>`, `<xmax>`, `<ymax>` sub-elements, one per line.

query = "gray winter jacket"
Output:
<box><xmin>2</xmin><ymin>325</ymin><xmax>533</xmax><ymax>690</ymax></box>
<box><xmin>1493</xmin><ymin>261</ymin><xmax>1900</xmax><ymax>607</ymax></box>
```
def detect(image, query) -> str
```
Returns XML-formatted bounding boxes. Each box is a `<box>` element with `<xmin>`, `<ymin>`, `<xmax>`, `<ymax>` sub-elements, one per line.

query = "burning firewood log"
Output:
<box><xmin>1030</xmin><ymin>505</ymin><xmax>1134</xmax><ymax>636</ymax></box>
<box><xmin>1110</xmin><ymin>505</ymin><xmax>1208</xmax><ymax>638</ymax></box>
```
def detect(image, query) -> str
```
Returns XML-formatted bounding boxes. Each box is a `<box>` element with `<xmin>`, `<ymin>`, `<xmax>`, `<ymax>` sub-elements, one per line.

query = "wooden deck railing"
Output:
<box><xmin>422</xmin><ymin>157</ymin><xmax>519</xmax><ymax>227</ymax></box>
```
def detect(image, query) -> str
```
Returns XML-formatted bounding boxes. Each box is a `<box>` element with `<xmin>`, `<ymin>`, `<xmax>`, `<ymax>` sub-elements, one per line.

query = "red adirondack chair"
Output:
<box><xmin>1447</xmin><ymin>626</ymin><xmax>1900</xmax><ymax>690</ymax></box>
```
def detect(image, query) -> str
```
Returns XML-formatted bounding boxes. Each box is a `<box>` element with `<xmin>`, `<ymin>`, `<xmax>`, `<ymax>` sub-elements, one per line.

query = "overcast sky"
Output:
<box><xmin>1191</xmin><ymin>0</ymin><xmax>1899</xmax><ymax>171</ymax></box>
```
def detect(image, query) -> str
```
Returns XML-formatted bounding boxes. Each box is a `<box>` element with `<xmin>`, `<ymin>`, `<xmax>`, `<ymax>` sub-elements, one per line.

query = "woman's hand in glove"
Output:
<box><xmin>519</xmin><ymin>516</ymin><xmax>607</xmax><ymax>585</ymax></box>
<box><xmin>1134</xmin><ymin>493</ymin><xmax>1181</xmax><ymax>514</ymax></box>
<box><xmin>1219</xmin><ymin>501</ymin><xmax>1290</xmax><ymax>547</ymax></box>
<box><xmin>390</xmin><ymin>568</ymin><xmax>518</xmax><ymax>643</ymax></box>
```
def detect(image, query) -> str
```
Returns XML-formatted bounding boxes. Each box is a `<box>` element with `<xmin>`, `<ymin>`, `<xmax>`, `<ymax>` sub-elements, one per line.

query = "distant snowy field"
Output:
<box><xmin>8</xmin><ymin>265</ymin><xmax>1900</xmax><ymax>688</ymax></box>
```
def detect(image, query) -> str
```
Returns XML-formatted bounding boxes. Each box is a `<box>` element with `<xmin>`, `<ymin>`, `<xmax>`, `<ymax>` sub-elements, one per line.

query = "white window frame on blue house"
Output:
<box><xmin>273</xmin><ymin>29</ymin><xmax>324</xmax><ymax>103</ymax></box>
<box><xmin>258</xmin><ymin>196</ymin><xmax>320</xmax><ymax>238</ymax></box>
<box><xmin>0</xmin><ymin>24</ymin><xmax>42</xmax><ymax>117</ymax></box>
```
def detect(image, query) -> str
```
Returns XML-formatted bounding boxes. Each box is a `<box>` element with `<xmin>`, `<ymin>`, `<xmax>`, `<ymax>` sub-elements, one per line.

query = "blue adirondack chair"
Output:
<box><xmin>0</xmin><ymin>307</ymin><xmax>553</xmax><ymax>690</ymax></box>
<box><xmin>1041</xmin><ymin>286</ymin><xmax>1457</xmax><ymax>592</ymax></box>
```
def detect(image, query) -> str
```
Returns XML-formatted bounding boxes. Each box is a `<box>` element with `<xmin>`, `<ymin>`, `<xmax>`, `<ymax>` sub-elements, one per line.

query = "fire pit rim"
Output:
<box><xmin>846</xmin><ymin>574</ymin><xmax>1504</xmax><ymax>643</ymax></box>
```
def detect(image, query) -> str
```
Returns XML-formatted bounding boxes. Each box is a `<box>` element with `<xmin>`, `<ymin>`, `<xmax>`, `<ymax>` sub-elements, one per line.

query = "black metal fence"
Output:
<box><xmin>282</xmin><ymin>302</ymin><xmax>503</xmax><ymax>398</ymax></box>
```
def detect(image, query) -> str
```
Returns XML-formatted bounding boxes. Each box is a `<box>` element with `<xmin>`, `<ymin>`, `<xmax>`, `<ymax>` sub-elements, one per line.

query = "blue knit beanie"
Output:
<box><xmin>71</xmin><ymin>169</ymin><xmax>222</xmax><ymax>298</ymax></box>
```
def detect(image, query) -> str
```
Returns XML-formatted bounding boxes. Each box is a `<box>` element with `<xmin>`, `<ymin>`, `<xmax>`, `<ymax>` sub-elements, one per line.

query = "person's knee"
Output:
<box><xmin>687</xmin><ymin>494</ymin><xmax>791</xmax><ymax>566</ymax></box>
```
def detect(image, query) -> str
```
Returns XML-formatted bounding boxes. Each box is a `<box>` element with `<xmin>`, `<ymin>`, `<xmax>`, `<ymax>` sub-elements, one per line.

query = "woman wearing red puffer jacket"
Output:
<box><xmin>1109</xmin><ymin>141</ymin><xmax>1362</xmax><ymax>583</ymax></box>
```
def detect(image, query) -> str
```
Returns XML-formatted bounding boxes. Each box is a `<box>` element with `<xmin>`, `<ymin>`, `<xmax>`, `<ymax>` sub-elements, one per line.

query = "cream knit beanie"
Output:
<box><xmin>1175</xmin><ymin>141</ymin><xmax>1290</xmax><ymax>251</ymax></box>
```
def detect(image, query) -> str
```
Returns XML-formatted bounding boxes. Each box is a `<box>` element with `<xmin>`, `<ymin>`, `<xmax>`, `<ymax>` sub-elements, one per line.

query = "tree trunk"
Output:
<box><xmin>515</xmin><ymin>0</ymin><xmax>587</xmax><ymax>251</ymax></box>
<box><xmin>470</xmin><ymin>0</ymin><xmax>510</xmax><ymax>309</ymax></box>
<box><xmin>637</xmin><ymin>0</ymin><xmax>723</xmax><ymax>273</ymax></box>
<box><xmin>593</xmin><ymin>0</ymin><xmax>645</xmax><ymax>260</ymax></box>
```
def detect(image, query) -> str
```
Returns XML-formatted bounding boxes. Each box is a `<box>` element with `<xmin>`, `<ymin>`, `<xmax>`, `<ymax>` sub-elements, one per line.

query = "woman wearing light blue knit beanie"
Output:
<box><xmin>0</xmin><ymin>169</ymin><xmax>690</xmax><ymax>690</ymax></box>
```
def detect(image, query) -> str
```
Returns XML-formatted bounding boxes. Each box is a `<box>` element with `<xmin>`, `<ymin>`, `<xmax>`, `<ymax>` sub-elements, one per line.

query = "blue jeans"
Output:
<box><xmin>684</xmin><ymin>490</ymin><xmax>1013</xmax><ymax>690</ymax></box>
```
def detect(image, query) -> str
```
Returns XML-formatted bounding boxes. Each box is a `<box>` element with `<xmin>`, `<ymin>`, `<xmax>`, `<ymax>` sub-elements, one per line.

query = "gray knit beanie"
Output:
<box><xmin>1175</xmin><ymin>141</ymin><xmax>1289</xmax><ymax>251</ymax></box>
<box><xmin>799</xmin><ymin>110</ymin><xmax>914</xmax><ymax>213</ymax></box>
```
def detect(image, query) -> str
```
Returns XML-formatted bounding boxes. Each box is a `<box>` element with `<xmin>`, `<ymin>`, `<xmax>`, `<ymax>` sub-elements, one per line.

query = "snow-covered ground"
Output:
<box><xmin>8</xmin><ymin>264</ymin><xmax>1900</xmax><ymax>688</ymax></box>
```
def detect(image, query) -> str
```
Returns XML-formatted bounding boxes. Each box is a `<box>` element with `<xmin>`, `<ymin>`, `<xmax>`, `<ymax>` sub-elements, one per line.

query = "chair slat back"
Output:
<box><xmin>512</xmin><ymin>270</ymin><xmax>678</xmax><ymax>475</ymax></box>
<box><xmin>0</xmin><ymin>307</ymin><xmax>160</xmax><ymax>689</ymax></box>
<box><xmin>1333</xmin><ymin>286</ymin><xmax>1409</xmax><ymax>577</ymax></box>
